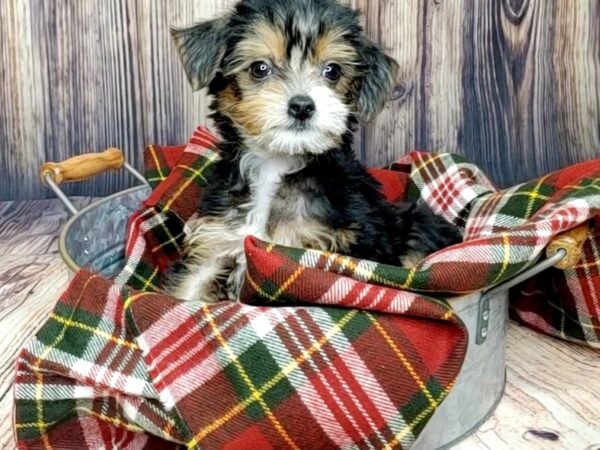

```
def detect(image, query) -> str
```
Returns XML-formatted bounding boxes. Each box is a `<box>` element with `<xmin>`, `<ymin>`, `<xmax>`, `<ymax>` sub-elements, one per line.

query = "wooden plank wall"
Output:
<box><xmin>1</xmin><ymin>0</ymin><xmax>599</xmax><ymax>200</ymax></box>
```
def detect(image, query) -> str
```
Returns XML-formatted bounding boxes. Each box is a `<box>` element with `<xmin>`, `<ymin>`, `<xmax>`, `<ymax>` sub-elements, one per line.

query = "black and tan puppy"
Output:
<box><xmin>168</xmin><ymin>0</ymin><xmax>461</xmax><ymax>302</ymax></box>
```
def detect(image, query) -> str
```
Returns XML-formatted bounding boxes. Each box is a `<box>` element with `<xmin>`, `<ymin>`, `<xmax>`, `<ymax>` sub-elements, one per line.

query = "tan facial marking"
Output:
<box><xmin>313</xmin><ymin>29</ymin><xmax>358</xmax><ymax>65</ymax></box>
<box><xmin>311</xmin><ymin>28</ymin><xmax>360</xmax><ymax>98</ymax></box>
<box><xmin>216</xmin><ymin>85</ymin><xmax>240</xmax><ymax>114</ymax></box>
<box><xmin>218</xmin><ymin>76</ymin><xmax>289</xmax><ymax>136</ymax></box>
<box><xmin>217</xmin><ymin>85</ymin><xmax>262</xmax><ymax>134</ymax></box>
<box><xmin>235</xmin><ymin>21</ymin><xmax>286</xmax><ymax>65</ymax></box>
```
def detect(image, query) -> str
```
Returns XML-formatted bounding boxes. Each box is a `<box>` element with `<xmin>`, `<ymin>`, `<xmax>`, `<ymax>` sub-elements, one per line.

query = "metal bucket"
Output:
<box><xmin>43</xmin><ymin>152</ymin><xmax>567</xmax><ymax>449</ymax></box>
<box><xmin>59</xmin><ymin>185</ymin><xmax>151</xmax><ymax>276</ymax></box>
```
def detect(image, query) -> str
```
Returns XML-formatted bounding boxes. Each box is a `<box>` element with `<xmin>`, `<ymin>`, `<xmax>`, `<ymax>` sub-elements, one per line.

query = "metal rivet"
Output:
<box><xmin>83</xmin><ymin>235</ymin><xmax>89</xmax><ymax>242</ymax></box>
<box><xmin>83</xmin><ymin>249</ymin><xmax>89</xmax><ymax>255</ymax></box>
<box><xmin>482</xmin><ymin>311</ymin><xmax>489</xmax><ymax>321</ymax></box>
<box><xmin>481</xmin><ymin>327</ymin><xmax>488</xmax><ymax>337</ymax></box>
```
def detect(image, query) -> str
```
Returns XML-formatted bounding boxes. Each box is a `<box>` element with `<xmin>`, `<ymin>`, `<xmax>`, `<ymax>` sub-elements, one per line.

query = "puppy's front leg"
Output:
<box><xmin>166</xmin><ymin>254</ymin><xmax>229</xmax><ymax>303</ymax></box>
<box><xmin>166</xmin><ymin>216</ymin><xmax>239</xmax><ymax>302</ymax></box>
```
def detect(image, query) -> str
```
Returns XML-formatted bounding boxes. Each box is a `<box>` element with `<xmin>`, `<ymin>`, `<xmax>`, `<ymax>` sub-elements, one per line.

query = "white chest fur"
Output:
<box><xmin>238</xmin><ymin>150</ymin><xmax>305</xmax><ymax>238</ymax></box>
<box><xmin>170</xmin><ymin>150</ymin><xmax>307</xmax><ymax>302</ymax></box>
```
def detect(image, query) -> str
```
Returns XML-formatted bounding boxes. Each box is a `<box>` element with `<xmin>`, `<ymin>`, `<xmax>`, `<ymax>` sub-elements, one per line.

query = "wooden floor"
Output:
<box><xmin>0</xmin><ymin>199</ymin><xmax>599</xmax><ymax>449</ymax></box>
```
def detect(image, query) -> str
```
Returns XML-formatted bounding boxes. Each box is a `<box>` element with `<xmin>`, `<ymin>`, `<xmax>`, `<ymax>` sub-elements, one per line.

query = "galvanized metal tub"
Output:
<box><xmin>59</xmin><ymin>185</ymin><xmax>151</xmax><ymax>276</ymax></box>
<box><xmin>54</xmin><ymin>186</ymin><xmax>567</xmax><ymax>449</ymax></box>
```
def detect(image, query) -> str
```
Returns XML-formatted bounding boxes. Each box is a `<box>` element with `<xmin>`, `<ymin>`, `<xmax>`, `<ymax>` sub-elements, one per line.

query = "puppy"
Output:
<box><xmin>168</xmin><ymin>0</ymin><xmax>461</xmax><ymax>303</ymax></box>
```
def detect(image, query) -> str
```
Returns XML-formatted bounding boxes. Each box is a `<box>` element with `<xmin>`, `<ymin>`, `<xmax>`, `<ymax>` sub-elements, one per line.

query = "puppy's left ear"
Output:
<box><xmin>356</xmin><ymin>40</ymin><xmax>399</xmax><ymax>123</ymax></box>
<box><xmin>171</xmin><ymin>17</ymin><xmax>229</xmax><ymax>91</ymax></box>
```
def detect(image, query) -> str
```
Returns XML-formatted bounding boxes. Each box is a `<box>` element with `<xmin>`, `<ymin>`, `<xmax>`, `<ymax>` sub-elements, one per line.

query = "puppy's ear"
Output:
<box><xmin>171</xmin><ymin>17</ymin><xmax>228</xmax><ymax>90</ymax></box>
<box><xmin>356</xmin><ymin>40</ymin><xmax>399</xmax><ymax>123</ymax></box>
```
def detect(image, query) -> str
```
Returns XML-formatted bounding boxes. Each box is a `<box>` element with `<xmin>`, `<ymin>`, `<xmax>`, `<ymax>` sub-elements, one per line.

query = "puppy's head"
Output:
<box><xmin>172</xmin><ymin>0</ymin><xmax>398</xmax><ymax>155</ymax></box>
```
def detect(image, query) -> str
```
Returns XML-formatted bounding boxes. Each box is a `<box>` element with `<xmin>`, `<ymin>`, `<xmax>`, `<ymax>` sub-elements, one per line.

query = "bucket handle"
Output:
<box><xmin>39</xmin><ymin>148</ymin><xmax>148</xmax><ymax>216</ymax></box>
<box><xmin>476</xmin><ymin>222</ymin><xmax>589</xmax><ymax>344</ymax></box>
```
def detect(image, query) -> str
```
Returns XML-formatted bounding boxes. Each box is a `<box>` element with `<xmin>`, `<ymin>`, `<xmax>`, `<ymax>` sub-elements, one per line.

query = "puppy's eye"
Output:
<box><xmin>322</xmin><ymin>63</ymin><xmax>342</xmax><ymax>81</ymax></box>
<box><xmin>250</xmin><ymin>61</ymin><xmax>272</xmax><ymax>80</ymax></box>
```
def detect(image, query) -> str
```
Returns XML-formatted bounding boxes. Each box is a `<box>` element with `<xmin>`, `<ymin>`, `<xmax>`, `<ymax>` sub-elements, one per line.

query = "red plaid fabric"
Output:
<box><xmin>407</xmin><ymin>155</ymin><xmax>600</xmax><ymax>344</ymax></box>
<box><xmin>13</xmin><ymin>126</ymin><xmax>600</xmax><ymax>449</ymax></box>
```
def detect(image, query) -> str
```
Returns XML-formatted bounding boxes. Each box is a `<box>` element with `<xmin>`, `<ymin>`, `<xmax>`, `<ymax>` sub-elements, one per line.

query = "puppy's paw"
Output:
<box><xmin>400</xmin><ymin>251</ymin><xmax>425</xmax><ymax>269</ymax></box>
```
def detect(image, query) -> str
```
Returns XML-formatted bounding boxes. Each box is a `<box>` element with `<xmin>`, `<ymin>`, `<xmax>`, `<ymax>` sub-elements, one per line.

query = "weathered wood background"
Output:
<box><xmin>1</xmin><ymin>0</ymin><xmax>599</xmax><ymax>200</ymax></box>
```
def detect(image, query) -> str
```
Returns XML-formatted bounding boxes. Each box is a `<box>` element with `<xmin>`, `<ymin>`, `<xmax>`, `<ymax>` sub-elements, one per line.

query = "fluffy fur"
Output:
<box><xmin>167</xmin><ymin>0</ymin><xmax>461</xmax><ymax>302</ymax></box>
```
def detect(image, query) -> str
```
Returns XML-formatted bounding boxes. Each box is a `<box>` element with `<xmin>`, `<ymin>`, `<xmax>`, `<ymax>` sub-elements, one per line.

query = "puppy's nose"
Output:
<box><xmin>288</xmin><ymin>95</ymin><xmax>315</xmax><ymax>120</ymax></box>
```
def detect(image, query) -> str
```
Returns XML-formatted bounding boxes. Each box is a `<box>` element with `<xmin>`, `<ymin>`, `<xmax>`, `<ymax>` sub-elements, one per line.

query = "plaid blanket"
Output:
<box><xmin>14</xmin><ymin>126</ymin><xmax>600</xmax><ymax>449</ymax></box>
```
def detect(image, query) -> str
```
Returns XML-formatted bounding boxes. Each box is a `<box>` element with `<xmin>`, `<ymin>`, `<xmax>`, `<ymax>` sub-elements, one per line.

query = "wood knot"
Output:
<box><xmin>391</xmin><ymin>83</ymin><xmax>408</xmax><ymax>101</ymax></box>
<box><xmin>523</xmin><ymin>429</ymin><xmax>561</xmax><ymax>442</ymax></box>
<box><xmin>503</xmin><ymin>0</ymin><xmax>529</xmax><ymax>24</ymax></box>
<box><xmin>508</xmin><ymin>0</ymin><xmax>526</xmax><ymax>11</ymax></box>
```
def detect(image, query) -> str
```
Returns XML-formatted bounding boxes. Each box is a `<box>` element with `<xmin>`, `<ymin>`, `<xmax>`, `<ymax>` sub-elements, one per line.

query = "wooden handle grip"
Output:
<box><xmin>546</xmin><ymin>223</ymin><xmax>590</xmax><ymax>270</ymax></box>
<box><xmin>40</xmin><ymin>148</ymin><xmax>124</xmax><ymax>185</ymax></box>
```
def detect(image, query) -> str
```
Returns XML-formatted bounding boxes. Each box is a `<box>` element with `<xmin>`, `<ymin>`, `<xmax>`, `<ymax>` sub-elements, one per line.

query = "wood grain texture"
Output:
<box><xmin>1</xmin><ymin>198</ymin><xmax>599</xmax><ymax>449</ymax></box>
<box><xmin>0</xmin><ymin>0</ymin><xmax>235</xmax><ymax>201</ymax></box>
<box><xmin>1</xmin><ymin>0</ymin><xmax>599</xmax><ymax>200</ymax></box>
<box><xmin>353</xmin><ymin>0</ymin><xmax>600</xmax><ymax>184</ymax></box>
<box><xmin>0</xmin><ymin>198</ymin><xmax>95</xmax><ymax>450</ymax></box>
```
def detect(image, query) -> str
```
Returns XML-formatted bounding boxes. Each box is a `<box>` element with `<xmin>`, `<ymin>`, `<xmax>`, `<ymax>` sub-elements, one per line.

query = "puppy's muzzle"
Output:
<box><xmin>288</xmin><ymin>95</ymin><xmax>315</xmax><ymax>121</ymax></box>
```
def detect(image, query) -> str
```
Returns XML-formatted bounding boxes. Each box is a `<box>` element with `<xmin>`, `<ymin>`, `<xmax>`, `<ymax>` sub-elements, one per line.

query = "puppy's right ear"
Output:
<box><xmin>171</xmin><ymin>17</ymin><xmax>228</xmax><ymax>91</ymax></box>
